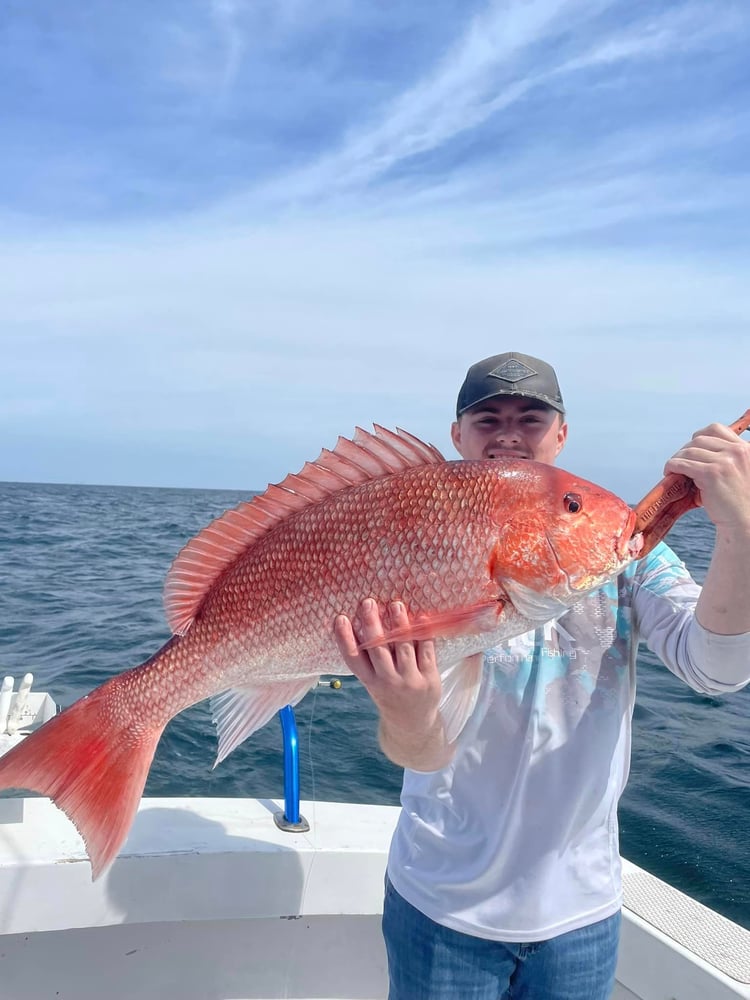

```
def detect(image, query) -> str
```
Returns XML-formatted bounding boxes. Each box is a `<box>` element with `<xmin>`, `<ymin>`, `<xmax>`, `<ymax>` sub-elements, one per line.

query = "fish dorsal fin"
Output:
<box><xmin>164</xmin><ymin>425</ymin><xmax>445</xmax><ymax>635</ymax></box>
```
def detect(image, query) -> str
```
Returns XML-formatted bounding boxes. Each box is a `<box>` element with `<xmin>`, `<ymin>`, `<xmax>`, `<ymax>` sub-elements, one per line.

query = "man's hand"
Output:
<box><xmin>665</xmin><ymin>423</ymin><xmax>750</xmax><ymax>635</ymax></box>
<box><xmin>334</xmin><ymin>598</ymin><xmax>455</xmax><ymax>771</ymax></box>
<box><xmin>665</xmin><ymin>423</ymin><xmax>750</xmax><ymax>533</ymax></box>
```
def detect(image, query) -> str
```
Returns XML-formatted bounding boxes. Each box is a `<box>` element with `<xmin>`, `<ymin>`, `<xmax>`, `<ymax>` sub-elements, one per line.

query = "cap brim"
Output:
<box><xmin>457</xmin><ymin>389</ymin><xmax>565</xmax><ymax>416</ymax></box>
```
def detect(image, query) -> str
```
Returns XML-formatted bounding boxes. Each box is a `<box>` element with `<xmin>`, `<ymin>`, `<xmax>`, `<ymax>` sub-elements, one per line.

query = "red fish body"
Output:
<box><xmin>0</xmin><ymin>427</ymin><xmax>641</xmax><ymax>877</ymax></box>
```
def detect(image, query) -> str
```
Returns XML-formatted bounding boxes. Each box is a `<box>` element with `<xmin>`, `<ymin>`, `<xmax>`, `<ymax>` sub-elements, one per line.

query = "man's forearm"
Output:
<box><xmin>696</xmin><ymin>526</ymin><xmax>750</xmax><ymax>635</ymax></box>
<box><xmin>378</xmin><ymin>714</ymin><xmax>455</xmax><ymax>772</ymax></box>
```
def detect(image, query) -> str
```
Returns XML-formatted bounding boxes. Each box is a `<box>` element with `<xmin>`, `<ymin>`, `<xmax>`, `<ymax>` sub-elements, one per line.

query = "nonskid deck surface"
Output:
<box><xmin>621</xmin><ymin>860</ymin><xmax>749</xmax><ymax>986</ymax></box>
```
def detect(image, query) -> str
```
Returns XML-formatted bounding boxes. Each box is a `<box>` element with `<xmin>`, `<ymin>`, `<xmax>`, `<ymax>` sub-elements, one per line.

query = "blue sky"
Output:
<box><xmin>1</xmin><ymin>0</ymin><xmax>749</xmax><ymax>499</ymax></box>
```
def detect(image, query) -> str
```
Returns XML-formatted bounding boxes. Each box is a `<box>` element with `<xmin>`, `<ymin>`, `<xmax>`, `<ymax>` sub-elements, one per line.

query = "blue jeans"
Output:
<box><xmin>382</xmin><ymin>878</ymin><xmax>621</xmax><ymax>1000</ymax></box>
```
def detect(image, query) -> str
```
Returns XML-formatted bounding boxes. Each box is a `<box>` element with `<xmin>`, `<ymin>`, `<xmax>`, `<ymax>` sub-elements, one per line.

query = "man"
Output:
<box><xmin>334</xmin><ymin>351</ymin><xmax>750</xmax><ymax>1000</ymax></box>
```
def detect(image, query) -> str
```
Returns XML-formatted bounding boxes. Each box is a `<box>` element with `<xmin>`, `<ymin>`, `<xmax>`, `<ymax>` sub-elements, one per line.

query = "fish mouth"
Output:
<box><xmin>626</xmin><ymin>531</ymin><xmax>644</xmax><ymax>559</ymax></box>
<box><xmin>616</xmin><ymin>509</ymin><xmax>642</xmax><ymax>562</ymax></box>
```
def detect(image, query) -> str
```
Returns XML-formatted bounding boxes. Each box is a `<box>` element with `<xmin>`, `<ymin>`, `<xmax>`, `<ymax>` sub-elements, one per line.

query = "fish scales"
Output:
<box><xmin>154</xmin><ymin>462</ymin><xmax>506</xmax><ymax>709</ymax></box>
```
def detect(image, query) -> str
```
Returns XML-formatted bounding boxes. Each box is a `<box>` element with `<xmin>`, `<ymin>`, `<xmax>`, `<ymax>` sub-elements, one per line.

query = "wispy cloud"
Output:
<box><xmin>252</xmin><ymin>0</ymin><xmax>747</xmax><ymax>206</ymax></box>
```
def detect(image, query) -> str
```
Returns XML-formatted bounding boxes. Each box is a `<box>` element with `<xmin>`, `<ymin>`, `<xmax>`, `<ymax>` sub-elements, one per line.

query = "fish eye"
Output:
<box><xmin>564</xmin><ymin>492</ymin><xmax>583</xmax><ymax>514</ymax></box>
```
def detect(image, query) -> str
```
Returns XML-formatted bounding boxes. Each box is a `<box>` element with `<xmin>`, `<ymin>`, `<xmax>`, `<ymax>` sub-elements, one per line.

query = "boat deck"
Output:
<box><xmin>0</xmin><ymin>797</ymin><xmax>747</xmax><ymax>1000</ymax></box>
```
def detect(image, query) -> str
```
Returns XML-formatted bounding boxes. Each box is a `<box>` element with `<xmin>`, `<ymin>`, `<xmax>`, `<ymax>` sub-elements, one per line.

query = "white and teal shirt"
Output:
<box><xmin>387</xmin><ymin>542</ymin><xmax>750</xmax><ymax>942</ymax></box>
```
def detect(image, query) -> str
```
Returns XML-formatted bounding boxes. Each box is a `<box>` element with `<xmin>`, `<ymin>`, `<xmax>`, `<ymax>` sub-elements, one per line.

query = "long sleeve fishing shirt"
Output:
<box><xmin>387</xmin><ymin>541</ymin><xmax>750</xmax><ymax>942</ymax></box>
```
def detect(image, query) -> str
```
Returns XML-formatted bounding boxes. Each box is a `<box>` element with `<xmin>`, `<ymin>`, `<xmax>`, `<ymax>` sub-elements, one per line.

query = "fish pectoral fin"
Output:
<box><xmin>358</xmin><ymin>600</ymin><xmax>504</xmax><ymax>650</ymax></box>
<box><xmin>439</xmin><ymin>653</ymin><xmax>485</xmax><ymax>744</ymax></box>
<box><xmin>210</xmin><ymin>677</ymin><xmax>318</xmax><ymax>766</ymax></box>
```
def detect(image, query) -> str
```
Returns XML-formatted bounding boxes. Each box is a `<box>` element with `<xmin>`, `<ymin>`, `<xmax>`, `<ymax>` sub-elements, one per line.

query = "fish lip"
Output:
<box><xmin>627</xmin><ymin>531</ymin><xmax>644</xmax><ymax>559</ymax></box>
<box><xmin>615</xmin><ymin>509</ymin><xmax>641</xmax><ymax>561</ymax></box>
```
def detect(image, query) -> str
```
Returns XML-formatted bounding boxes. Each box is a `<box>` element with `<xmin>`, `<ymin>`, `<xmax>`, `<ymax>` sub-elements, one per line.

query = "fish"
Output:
<box><xmin>0</xmin><ymin>419</ymin><xmax>730</xmax><ymax>880</ymax></box>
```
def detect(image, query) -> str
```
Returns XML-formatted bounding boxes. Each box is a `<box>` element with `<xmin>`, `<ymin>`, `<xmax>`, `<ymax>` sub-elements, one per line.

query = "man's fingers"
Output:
<box><xmin>387</xmin><ymin>600</ymin><xmax>439</xmax><ymax>681</ymax></box>
<box><xmin>389</xmin><ymin>601</ymin><xmax>416</xmax><ymax>673</ymax></box>
<box><xmin>333</xmin><ymin>613</ymin><xmax>375</xmax><ymax>683</ymax></box>
<box><xmin>334</xmin><ymin>599</ymin><xmax>438</xmax><ymax>689</ymax></box>
<box><xmin>335</xmin><ymin>599</ymin><xmax>401</xmax><ymax>684</ymax></box>
<box><xmin>358</xmin><ymin>598</ymin><xmax>400</xmax><ymax>675</ymax></box>
<box><xmin>333</xmin><ymin>613</ymin><xmax>359</xmax><ymax>658</ymax></box>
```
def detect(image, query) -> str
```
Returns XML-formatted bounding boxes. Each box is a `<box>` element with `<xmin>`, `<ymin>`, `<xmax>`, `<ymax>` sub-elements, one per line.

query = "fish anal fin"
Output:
<box><xmin>439</xmin><ymin>653</ymin><xmax>485</xmax><ymax>744</ymax></box>
<box><xmin>164</xmin><ymin>427</ymin><xmax>446</xmax><ymax>636</ymax></box>
<box><xmin>358</xmin><ymin>601</ymin><xmax>503</xmax><ymax>650</ymax></box>
<box><xmin>210</xmin><ymin>677</ymin><xmax>318</xmax><ymax>766</ymax></box>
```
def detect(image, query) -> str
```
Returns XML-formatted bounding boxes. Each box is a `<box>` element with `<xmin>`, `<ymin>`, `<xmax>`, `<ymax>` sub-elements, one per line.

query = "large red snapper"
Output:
<box><xmin>0</xmin><ymin>426</ymin><xmax>643</xmax><ymax>878</ymax></box>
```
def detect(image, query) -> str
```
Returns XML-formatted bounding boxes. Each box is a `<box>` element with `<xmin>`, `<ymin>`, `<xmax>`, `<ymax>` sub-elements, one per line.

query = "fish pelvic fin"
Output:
<box><xmin>164</xmin><ymin>426</ymin><xmax>445</xmax><ymax>636</ymax></box>
<box><xmin>211</xmin><ymin>677</ymin><xmax>319</xmax><ymax>766</ymax></box>
<box><xmin>439</xmin><ymin>653</ymin><xmax>485</xmax><ymax>744</ymax></box>
<box><xmin>0</xmin><ymin>679</ymin><xmax>163</xmax><ymax>881</ymax></box>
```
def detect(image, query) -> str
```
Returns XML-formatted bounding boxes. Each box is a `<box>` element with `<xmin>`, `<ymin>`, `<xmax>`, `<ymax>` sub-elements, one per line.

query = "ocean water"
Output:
<box><xmin>0</xmin><ymin>480</ymin><xmax>747</xmax><ymax>929</ymax></box>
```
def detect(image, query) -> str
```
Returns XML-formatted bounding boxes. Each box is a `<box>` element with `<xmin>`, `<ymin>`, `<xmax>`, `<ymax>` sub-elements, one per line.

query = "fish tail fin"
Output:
<box><xmin>0</xmin><ymin>678</ymin><xmax>164</xmax><ymax>880</ymax></box>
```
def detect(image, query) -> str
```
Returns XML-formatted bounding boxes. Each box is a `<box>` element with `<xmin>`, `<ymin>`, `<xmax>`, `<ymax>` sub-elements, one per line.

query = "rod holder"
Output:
<box><xmin>273</xmin><ymin>705</ymin><xmax>309</xmax><ymax>833</ymax></box>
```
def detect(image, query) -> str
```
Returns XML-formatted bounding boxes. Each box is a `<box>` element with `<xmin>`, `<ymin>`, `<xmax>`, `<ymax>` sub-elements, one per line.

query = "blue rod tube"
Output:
<box><xmin>278</xmin><ymin>705</ymin><xmax>300</xmax><ymax>824</ymax></box>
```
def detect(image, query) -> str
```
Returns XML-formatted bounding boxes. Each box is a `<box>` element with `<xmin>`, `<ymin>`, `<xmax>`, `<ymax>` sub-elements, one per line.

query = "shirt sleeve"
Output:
<box><xmin>630</xmin><ymin>542</ymin><xmax>750</xmax><ymax>694</ymax></box>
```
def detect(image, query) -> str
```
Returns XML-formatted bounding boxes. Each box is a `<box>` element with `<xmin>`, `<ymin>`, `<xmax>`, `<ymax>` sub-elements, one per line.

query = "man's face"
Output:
<box><xmin>451</xmin><ymin>396</ymin><xmax>567</xmax><ymax>465</ymax></box>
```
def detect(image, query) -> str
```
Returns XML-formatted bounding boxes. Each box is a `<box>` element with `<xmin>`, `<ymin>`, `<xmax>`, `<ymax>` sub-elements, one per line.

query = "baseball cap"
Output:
<box><xmin>456</xmin><ymin>352</ymin><xmax>565</xmax><ymax>417</ymax></box>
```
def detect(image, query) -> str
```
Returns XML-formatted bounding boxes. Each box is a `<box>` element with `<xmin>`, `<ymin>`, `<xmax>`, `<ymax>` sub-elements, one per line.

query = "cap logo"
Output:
<box><xmin>489</xmin><ymin>358</ymin><xmax>537</xmax><ymax>383</ymax></box>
